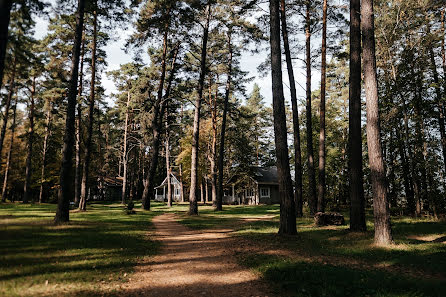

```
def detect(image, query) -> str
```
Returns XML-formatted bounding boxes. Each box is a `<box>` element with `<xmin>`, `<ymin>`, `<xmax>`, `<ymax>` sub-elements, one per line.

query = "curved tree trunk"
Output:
<box><xmin>362</xmin><ymin>0</ymin><xmax>392</xmax><ymax>245</ymax></box>
<box><xmin>79</xmin><ymin>5</ymin><xmax>97</xmax><ymax>211</ymax></box>
<box><xmin>280</xmin><ymin>0</ymin><xmax>303</xmax><ymax>217</ymax></box>
<box><xmin>317</xmin><ymin>0</ymin><xmax>327</xmax><ymax>213</ymax></box>
<box><xmin>305</xmin><ymin>1</ymin><xmax>317</xmax><ymax>215</ymax></box>
<box><xmin>348</xmin><ymin>0</ymin><xmax>366</xmax><ymax>232</ymax></box>
<box><xmin>55</xmin><ymin>0</ymin><xmax>85</xmax><ymax>223</ymax></box>
<box><xmin>23</xmin><ymin>77</ymin><xmax>36</xmax><ymax>203</ymax></box>
<box><xmin>269</xmin><ymin>0</ymin><xmax>296</xmax><ymax>235</ymax></box>
<box><xmin>0</xmin><ymin>0</ymin><xmax>12</xmax><ymax>91</ymax></box>
<box><xmin>189</xmin><ymin>3</ymin><xmax>211</xmax><ymax>216</ymax></box>
<box><xmin>1</xmin><ymin>101</ymin><xmax>16</xmax><ymax>202</ymax></box>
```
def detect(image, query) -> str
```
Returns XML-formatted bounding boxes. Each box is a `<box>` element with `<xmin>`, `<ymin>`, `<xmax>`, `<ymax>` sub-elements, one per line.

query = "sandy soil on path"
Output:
<box><xmin>121</xmin><ymin>213</ymin><xmax>274</xmax><ymax>297</ymax></box>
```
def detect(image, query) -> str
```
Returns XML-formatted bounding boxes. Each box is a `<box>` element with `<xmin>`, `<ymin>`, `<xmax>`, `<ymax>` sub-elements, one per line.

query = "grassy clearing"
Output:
<box><xmin>166</xmin><ymin>202</ymin><xmax>446</xmax><ymax>297</ymax></box>
<box><xmin>0</xmin><ymin>202</ymin><xmax>159</xmax><ymax>297</ymax></box>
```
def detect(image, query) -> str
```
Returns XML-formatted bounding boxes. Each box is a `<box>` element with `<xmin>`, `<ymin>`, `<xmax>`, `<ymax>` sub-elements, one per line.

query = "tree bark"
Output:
<box><xmin>189</xmin><ymin>2</ymin><xmax>211</xmax><ymax>216</ymax></box>
<box><xmin>74</xmin><ymin>31</ymin><xmax>86</xmax><ymax>207</ymax></box>
<box><xmin>165</xmin><ymin>104</ymin><xmax>172</xmax><ymax>207</ymax></box>
<box><xmin>362</xmin><ymin>0</ymin><xmax>392</xmax><ymax>245</ymax></box>
<box><xmin>0</xmin><ymin>0</ymin><xmax>12</xmax><ymax>91</ymax></box>
<box><xmin>39</xmin><ymin>106</ymin><xmax>52</xmax><ymax>204</ymax></box>
<box><xmin>348</xmin><ymin>0</ymin><xmax>366</xmax><ymax>232</ymax></box>
<box><xmin>79</xmin><ymin>5</ymin><xmax>97</xmax><ymax>211</ymax></box>
<box><xmin>141</xmin><ymin>40</ymin><xmax>179</xmax><ymax>210</ymax></box>
<box><xmin>209</xmin><ymin>78</ymin><xmax>217</xmax><ymax>208</ymax></box>
<box><xmin>216</xmin><ymin>29</ymin><xmax>233</xmax><ymax>211</ymax></box>
<box><xmin>270</xmin><ymin>0</ymin><xmax>296</xmax><ymax>235</ymax></box>
<box><xmin>122</xmin><ymin>91</ymin><xmax>131</xmax><ymax>205</ymax></box>
<box><xmin>1</xmin><ymin>100</ymin><xmax>16</xmax><ymax>202</ymax></box>
<box><xmin>280</xmin><ymin>0</ymin><xmax>303</xmax><ymax>217</ymax></box>
<box><xmin>54</xmin><ymin>0</ymin><xmax>85</xmax><ymax>223</ymax></box>
<box><xmin>23</xmin><ymin>77</ymin><xmax>36</xmax><ymax>203</ymax></box>
<box><xmin>305</xmin><ymin>0</ymin><xmax>317</xmax><ymax>215</ymax></box>
<box><xmin>0</xmin><ymin>55</ymin><xmax>16</xmax><ymax>159</ymax></box>
<box><xmin>317</xmin><ymin>0</ymin><xmax>328</xmax><ymax>213</ymax></box>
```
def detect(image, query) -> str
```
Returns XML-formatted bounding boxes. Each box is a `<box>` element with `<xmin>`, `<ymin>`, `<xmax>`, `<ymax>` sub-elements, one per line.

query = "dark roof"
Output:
<box><xmin>102</xmin><ymin>176</ymin><xmax>123</xmax><ymax>187</ymax></box>
<box><xmin>252</xmin><ymin>166</ymin><xmax>279</xmax><ymax>184</ymax></box>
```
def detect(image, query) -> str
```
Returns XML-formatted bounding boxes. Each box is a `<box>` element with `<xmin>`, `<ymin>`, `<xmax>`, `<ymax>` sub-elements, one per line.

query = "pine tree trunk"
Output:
<box><xmin>305</xmin><ymin>1</ymin><xmax>317</xmax><ymax>215</ymax></box>
<box><xmin>122</xmin><ymin>91</ymin><xmax>131</xmax><ymax>205</ymax></box>
<box><xmin>362</xmin><ymin>0</ymin><xmax>392</xmax><ymax>245</ymax></box>
<box><xmin>23</xmin><ymin>77</ymin><xmax>36</xmax><ymax>204</ymax></box>
<box><xmin>0</xmin><ymin>55</ymin><xmax>16</xmax><ymax>158</ymax></box>
<box><xmin>54</xmin><ymin>0</ymin><xmax>85</xmax><ymax>223</ymax></box>
<box><xmin>79</xmin><ymin>5</ymin><xmax>97</xmax><ymax>211</ymax></box>
<box><xmin>74</xmin><ymin>32</ymin><xmax>85</xmax><ymax>207</ymax></box>
<box><xmin>189</xmin><ymin>3</ymin><xmax>211</xmax><ymax>216</ymax></box>
<box><xmin>209</xmin><ymin>80</ymin><xmax>217</xmax><ymax>208</ymax></box>
<box><xmin>269</xmin><ymin>0</ymin><xmax>297</xmax><ymax>235</ymax></box>
<box><xmin>280</xmin><ymin>0</ymin><xmax>303</xmax><ymax>217</ymax></box>
<box><xmin>317</xmin><ymin>0</ymin><xmax>327</xmax><ymax>213</ymax></box>
<box><xmin>39</xmin><ymin>106</ymin><xmax>52</xmax><ymax>204</ymax></box>
<box><xmin>0</xmin><ymin>0</ymin><xmax>12</xmax><ymax>91</ymax></box>
<box><xmin>348</xmin><ymin>0</ymin><xmax>366</xmax><ymax>232</ymax></box>
<box><xmin>141</xmin><ymin>39</ymin><xmax>179</xmax><ymax>210</ymax></box>
<box><xmin>179</xmin><ymin>164</ymin><xmax>184</xmax><ymax>202</ymax></box>
<box><xmin>165</xmin><ymin>106</ymin><xmax>172</xmax><ymax>207</ymax></box>
<box><xmin>216</xmin><ymin>29</ymin><xmax>233</xmax><ymax>212</ymax></box>
<box><xmin>1</xmin><ymin>101</ymin><xmax>16</xmax><ymax>202</ymax></box>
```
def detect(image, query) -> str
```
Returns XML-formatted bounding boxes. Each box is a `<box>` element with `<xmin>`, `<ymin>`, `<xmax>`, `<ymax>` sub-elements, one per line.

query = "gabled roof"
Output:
<box><xmin>155</xmin><ymin>172</ymin><xmax>181</xmax><ymax>189</ymax></box>
<box><xmin>252</xmin><ymin>166</ymin><xmax>279</xmax><ymax>184</ymax></box>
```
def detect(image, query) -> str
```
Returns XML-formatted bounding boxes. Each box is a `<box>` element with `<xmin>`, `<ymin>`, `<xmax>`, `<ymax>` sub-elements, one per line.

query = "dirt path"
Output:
<box><xmin>121</xmin><ymin>213</ymin><xmax>273</xmax><ymax>297</ymax></box>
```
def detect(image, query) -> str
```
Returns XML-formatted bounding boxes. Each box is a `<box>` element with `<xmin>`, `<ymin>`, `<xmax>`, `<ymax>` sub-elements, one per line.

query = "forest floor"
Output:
<box><xmin>1</xmin><ymin>202</ymin><xmax>445</xmax><ymax>297</ymax></box>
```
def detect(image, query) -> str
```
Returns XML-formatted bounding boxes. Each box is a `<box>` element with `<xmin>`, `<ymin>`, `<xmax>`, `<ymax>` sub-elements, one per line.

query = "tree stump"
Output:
<box><xmin>314</xmin><ymin>212</ymin><xmax>345</xmax><ymax>226</ymax></box>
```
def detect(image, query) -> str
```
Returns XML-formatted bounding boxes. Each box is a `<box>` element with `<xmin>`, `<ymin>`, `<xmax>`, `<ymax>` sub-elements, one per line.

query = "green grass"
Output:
<box><xmin>166</xmin><ymin>203</ymin><xmax>446</xmax><ymax>297</ymax></box>
<box><xmin>0</xmin><ymin>202</ymin><xmax>159</xmax><ymax>297</ymax></box>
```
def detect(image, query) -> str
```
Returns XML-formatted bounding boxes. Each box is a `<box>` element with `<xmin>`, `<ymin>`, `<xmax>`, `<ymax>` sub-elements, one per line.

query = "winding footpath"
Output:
<box><xmin>121</xmin><ymin>213</ymin><xmax>273</xmax><ymax>297</ymax></box>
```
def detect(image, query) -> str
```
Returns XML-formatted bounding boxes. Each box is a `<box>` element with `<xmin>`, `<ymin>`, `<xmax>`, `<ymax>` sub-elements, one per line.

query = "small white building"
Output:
<box><xmin>154</xmin><ymin>172</ymin><xmax>183</xmax><ymax>202</ymax></box>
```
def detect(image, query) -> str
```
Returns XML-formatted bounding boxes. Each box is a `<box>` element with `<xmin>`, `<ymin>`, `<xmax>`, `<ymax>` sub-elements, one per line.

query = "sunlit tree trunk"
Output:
<box><xmin>280</xmin><ymin>0</ymin><xmax>303</xmax><ymax>217</ymax></box>
<box><xmin>54</xmin><ymin>0</ymin><xmax>85</xmax><ymax>223</ymax></box>
<box><xmin>348</xmin><ymin>0</ymin><xmax>366</xmax><ymax>232</ymax></box>
<box><xmin>305</xmin><ymin>0</ymin><xmax>317</xmax><ymax>215</ymax></box>
<box><xmin>362</xmin><ymin>0</ymin><xmax>392</xmax><ymax>245</ymax></box>
<box><xmin>189</xmin><ymin>2</ymin><xmax>211</xmax><ymax>215</ymax></box>
<box><xmin>23</xmin><ymin>77</ymin><xmax>36</xmax><ymax>203</ymax></box>
<box><xmin>165</xmin><ymin>104</ymin><xmax>172</xmax><ymax>207</ymax></box>
<box><xmin>270</xmin><ymin>0</ymin><xmax>296</xmax><ymax>235</ymax></box>
<box><xmin>39</xmin><ymin>106</ymin><xmax>52</xmax><ymax>204</ymax></box>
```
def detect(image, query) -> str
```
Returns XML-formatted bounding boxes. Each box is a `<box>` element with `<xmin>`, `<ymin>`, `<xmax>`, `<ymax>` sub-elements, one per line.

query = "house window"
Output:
<box><xmin>260</xmin><ymin>187</ymin><xmax>270</xmax><ymax>198</ymax></box>
<box><xmin>174</xmin><ymin>187</ymin><xmax>180</xmax><ymax>196</ymax></box>
<box><xmin>246</xmin><ymin>189</ymin><xmax>254</xmax><ymax>197</ymax></box>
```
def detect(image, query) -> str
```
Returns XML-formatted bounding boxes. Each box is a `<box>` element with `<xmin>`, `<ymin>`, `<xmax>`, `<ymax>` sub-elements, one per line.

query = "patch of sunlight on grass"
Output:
<box><xmin>0</xmin><ymin>202</ymin><xmax>159</xmax><ymax>297</ymax></box>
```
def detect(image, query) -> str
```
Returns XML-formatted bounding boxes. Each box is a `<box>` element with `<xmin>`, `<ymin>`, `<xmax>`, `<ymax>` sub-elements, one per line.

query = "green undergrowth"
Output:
<box><xmin>0</xmin><ymin>202</ymin><xmax>159</xmax><ymax>297</ymax></box>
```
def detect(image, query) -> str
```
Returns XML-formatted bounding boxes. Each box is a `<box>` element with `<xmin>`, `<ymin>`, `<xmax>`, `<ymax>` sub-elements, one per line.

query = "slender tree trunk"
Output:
<box><xmin>74</xmin><ymin>31</ymin><xmax>85</xmax><ymax>207</ymax></box>
<box><xmin>348</xmin><ymin>0</ymin><xmax>366</xmax><ymax>232</ymax></box>
<box><xmin>0</xmin><ymin>0</ymin><xmax>12</xmax><ymax>91</ymax></box>
<box><xmin>189</xmin><ymin>3</ymin><xmax>211</xmax><ymax>216</ymax></box>
<box><xmin>395</xmin><ymin>125</ymin><xmax>414</xmax><ymax>213</ymax></box>
<box><xmin>23</xmin><ymin>77</ymin><xmax>36</xmax><ymax>203</ymax></box>
<box><xmin>269</xmin><ymin>0</ymin><xmax>297</xmax><ymax>235</ymax></box>
<box><xmin>0</xmin><ymin>55</ymin><xmax>16</xmax><ymax>158</ymax></box>
<box><xmin>79</xmin><ymin>5</ymin><xmax>97</xmax><ymax>211</ymax></box>
<box><xmin>216</xmin><ymin>29</ymin><xmax>233</xmax><ymax>211</ymax></box>
<box><xmin>39</xmin><ymin>106</ymin><xmax>52</xmax><ymax>204</ymax></box>
<box><xmin>54</xmin><ymin>0</ymin><xmax>85</xmax><ymax>223</ymax></box>
<box><xmin>209</xmin><ymin>80</ymin><xmax>217</xmax><ymax>208</ymax></box>
<box><xmin>179</xmin><ymin>164</ymin><xmax>184</xmax><ymax>202</ymax></box>
<box><xmin>317</xmin><ymin>0</ymin><xmax>328</xmax><ymax>213</ymax></box>
<box><xmin>305</xmin><ymin>1</ymin><xmax>317</xmax><ymax>215</ymax></box>
<box><xmin>165</xmin><ymin>105</ymin><xmax>172</xmax><ymax>207</ymax></box>
<box><xmin>122</xmin><ymin>91</ymin><xmax>131</xmax><ymax>205</ymax></box>
<box><xmin>362</xmin><ymin>0</ymin><xmax>392</xmax><ymax>245</ymax></box>
<box><xmin>1</xmin><ymin>101</ymin><xmax>16</xmax><ymax>202</ymax></box>
<box><xmin>141</xmin><ymin>39</ymin><xmax>179</xmax><ymax>210</ymax></box>
<box><xmin>280</xmin><ymin>0</ymin><xmax>303</xmax><ymax>217</ymax></box>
